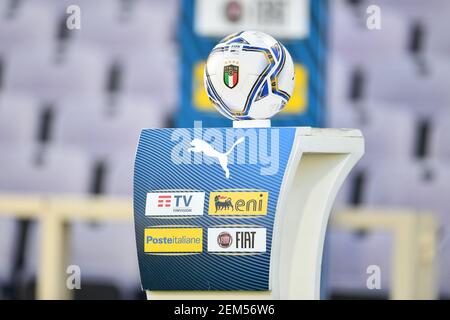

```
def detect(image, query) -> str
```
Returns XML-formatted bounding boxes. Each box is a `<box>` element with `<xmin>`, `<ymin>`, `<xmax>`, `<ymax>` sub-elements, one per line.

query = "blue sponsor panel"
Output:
<box><xmin>134</xmin><ymin>126</ymin><xmax>296</xmax><ymax>290</ymax></box>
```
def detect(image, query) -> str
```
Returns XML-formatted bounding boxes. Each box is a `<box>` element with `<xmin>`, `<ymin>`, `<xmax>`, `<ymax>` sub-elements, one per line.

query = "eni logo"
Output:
<box><xmin>208</xmin><ymin>191</ymin><xmax>268</xmax><ymax>216</ymax></box>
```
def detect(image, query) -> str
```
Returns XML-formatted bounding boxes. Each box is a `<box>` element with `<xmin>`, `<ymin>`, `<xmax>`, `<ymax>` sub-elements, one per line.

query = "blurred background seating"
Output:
<box><xmin>0</xmin><ymin>0</ymin><xmax>177</xmax><ymax>299</ymax></box>
<box><xmin>0</xmin><ymin>0</ymin><xmax>449</xmax><ymax>299</ymax></box>
<box><xmin>327</xmin><ymin>0</ymin><xmax>450</xmax><ymax>299</ymax></box>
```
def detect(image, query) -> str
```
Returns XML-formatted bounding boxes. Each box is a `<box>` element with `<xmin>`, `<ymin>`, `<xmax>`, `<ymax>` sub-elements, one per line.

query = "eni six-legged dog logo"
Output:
<box><xmin>214</xmin><ymin>195</ymin><xmax>233</xmax><ymax>212</ymax></box>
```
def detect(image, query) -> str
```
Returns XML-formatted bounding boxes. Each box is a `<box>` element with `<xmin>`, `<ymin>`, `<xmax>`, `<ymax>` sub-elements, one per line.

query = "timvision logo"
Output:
<box><xmin>145</xmin><ymin>191</ymin><xmax>205</xmax><ymax>217</ymax></box>
<box><xmin>208</xmin><ymin>191</ymin><xmax>268</xmax><ymax>216</ymax></box>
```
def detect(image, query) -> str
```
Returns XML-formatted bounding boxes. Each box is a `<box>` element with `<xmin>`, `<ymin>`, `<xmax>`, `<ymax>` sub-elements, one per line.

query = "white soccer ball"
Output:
<box><xmin>204</xmin><ymin>31</ymin><xmax>295</xmax><ymax>121</ymax></box>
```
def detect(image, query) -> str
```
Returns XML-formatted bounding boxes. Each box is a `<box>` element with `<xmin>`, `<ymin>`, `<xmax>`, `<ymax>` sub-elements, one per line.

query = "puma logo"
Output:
<box><xmin>188</xmin><ymin>137</ymin><xmax>245</xmax><ymax>178</ymax></box>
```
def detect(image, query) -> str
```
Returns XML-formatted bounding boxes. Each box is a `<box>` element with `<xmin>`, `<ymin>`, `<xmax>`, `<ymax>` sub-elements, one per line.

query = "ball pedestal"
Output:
<box><xmin>134</xmin><ymin>125</ymin><xmax>364</xmax><ymax>300</ymax></box>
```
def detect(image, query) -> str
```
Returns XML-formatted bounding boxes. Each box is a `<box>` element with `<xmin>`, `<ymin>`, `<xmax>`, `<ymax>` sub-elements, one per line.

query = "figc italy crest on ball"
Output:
<box><xmin>204</xmin><ymin>31</ymin><xmax>295</xmax><ymax>121</ymax></box>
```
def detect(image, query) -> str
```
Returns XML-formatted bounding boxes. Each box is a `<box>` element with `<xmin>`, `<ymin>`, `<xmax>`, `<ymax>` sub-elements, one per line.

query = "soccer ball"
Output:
<box><xmin>204</xmin><ymin>31</ymin><xmax>295</xmax><ymax>121</ymax></box>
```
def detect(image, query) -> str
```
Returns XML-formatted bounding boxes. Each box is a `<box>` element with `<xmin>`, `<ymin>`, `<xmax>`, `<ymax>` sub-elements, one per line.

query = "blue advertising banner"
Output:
<box><xmin>134</xmin><ymin>125</ymin><xmax>296</xmax><ymax>290</ymax></box>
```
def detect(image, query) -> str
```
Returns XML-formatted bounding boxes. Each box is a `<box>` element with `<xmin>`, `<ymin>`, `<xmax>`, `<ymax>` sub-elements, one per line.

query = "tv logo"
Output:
<box><xmin>157</xmin><ymin>195</ymin><xmax>172</xmax><ymax>207</ymax></box>
<box><xmin>208</xmin><ymin>227</ymin><xmax>266</xmax><ymax>253</ymax></box>
<box><xmin>146</xmin><ymin>191</ymin><xmax>205</xmax><ymax>216</ymax></box>
<box><xmin>208</xmin><ymin>191</ymin><xmax>268</xmax><ymax>216</ymax></box>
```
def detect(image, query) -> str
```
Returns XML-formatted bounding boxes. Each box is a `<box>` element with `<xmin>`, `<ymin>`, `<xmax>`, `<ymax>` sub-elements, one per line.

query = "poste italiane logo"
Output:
<box><xmin>146</xmin><ymin>191</ymin><xmax>205</xmax><ymax>216</ymax></box>
<box><xmin>208</xmin><ymin>191</ymin><xmax>268</xmax><ymax>216</ymax></box>
<box><xmin>144</xmin><ymin>227</ymin><xmax>203</xmax><ymax>253</ymax></box>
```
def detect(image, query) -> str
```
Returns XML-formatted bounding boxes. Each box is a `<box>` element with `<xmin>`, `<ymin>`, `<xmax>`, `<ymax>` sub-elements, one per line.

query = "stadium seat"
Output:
<box><xmin>0</xmin><ymin>217</ymin><xmax>17</xmax><ymax>297</ymax></box>
<box><xmin>0</xmin><ymin>1</ymin><xmax>55</xmax><ymax>57</ymax></box>
<box><xmin>327</xmin><ymin>57</ymin><xmax>352</xmax><ymax>107</ymax></box>
<box><xmin>33</xmin><ymin>0</ymin><xmax>114</xmax><ymax>14</ymax></box>
<box><xmin>376</xmin><ymin>0</ymin><xmax>450</xmax><ymax>20</ymax></box>
<box><xmin>377</xmin><ymin>0</ymin><xmax>450</xmax><ymax>58</ymax></box>
<box><xmin>0</xmin><ymin>145</ymin><xmax>92</xmax><ymax>294</ymax></box>
<box><xmin>328</xmin><ymin>228</ymin><xmax>392</xmax><ymax>296</ymax></box>
<box><xmin>326</xmin><ymin>57</ymin><xmax>358</xmax><ymax>127</ymax></box>
<box><xmin>331</xmin><ymin>0</ymin><xmax>409</xmax><ymax>64</ymax></box>
<box><xmin>426</xmin><ymin>20</ymin><xmax>450</xmax><ymax>57</ymax></box>
<box><xmin>333</xmin><ymin>157</ymin><xmax>450</xmax><ymax>295</ymax></box>
<box><xmin>419</xmin><ymin>162</ymin><xmax>450</xmax><ymax>226</ymax></box>
<box><xmin>366</xmin><ymin>57</ymin><xmax>450</xmax><ymax>116</ymax></box>
<box><xmin>364</xmin><ymin>159</ymin><xmax>450</xmax><ymax>295</ymax></box>
<box><xmin>330</xmin><ymin>102</ymin><xmax>417</xmax><ymax>160</ymax></box>
<box><xmin>363</xmin><ymin>159</ymin><xmax>422</xmax><ymax>208</ymax></box>
<box><xmin>103</xmin><ymin>153</ymin><xmax>136</xmax><ymax>196</ymax></box>
<box><xmin>328</xmin><ymin>230</ymin><xmax>367</xmax><ymax>293</ymax></box>
<box><xmin>53</xmin><ymin>94</ymin><xmax>167</xmax><ymax>297</ymax></box>
<box><xmin>332</xmin><ymin>165</ymin><xmax>370</xmax><ymax>208</ymax></box>
<box><xmin>52</xmin><ymin>99</ymin><xmax>165</xmax><ymax>158</ymax></box>
<box><xmin>330</xmin><ymin>155</ymin><xmax>394</xmax><ymax>295</ymax></box>
<box><xmin>334</xmin><ymin>0</ymin><xmax>450</xmax><ymax>59</ymax></box>
<box><xmin>0</xmin><ymin>94</ymin><xmax>39</xmax><ymax>146</ymax></box>
<box><xmin>120</xmin><ymin>51</ymin><xmax>178</xmax><ymax>112</ymax></box>
<box><xmin>0</xmin><ymin>145</ymin><xmax>91</xmax><ymax>195</ymax></box>
<box><xmin>364</xmin><ymin>159</ymin><xmax>450</xmax><ymax>227</ymax></box>
<box><xmin>70</xmin><ymin>0</ymin><xmax>177</xmax><ymax>62</ymax></box>
<box><xmin>3</xmin><ymin>46</ymin><xmax>108</xmax><ymax>103</ymax></box>
<box><xmin>70</xmin><ymin>221</ymin><xmax>141</xmax><ymax>298</ymax></box>
<box><xmin>67</xmin><ymin>150</ymin><xmax>141</xmax><ymax>299</ymax></box>
<box><xmin>362</xmin><ymin>104</ymin><xmax>417</xmax><ymax>160</ymax></box>
<box><xmin>429</xmin><ymin>112</ymin><xmax>450</xmax><ymax>162</ymax></box>
<box><xmin>438</xmin><ymin>224</ymin><xmax>450</xmax><ymax>296</ymax></box>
